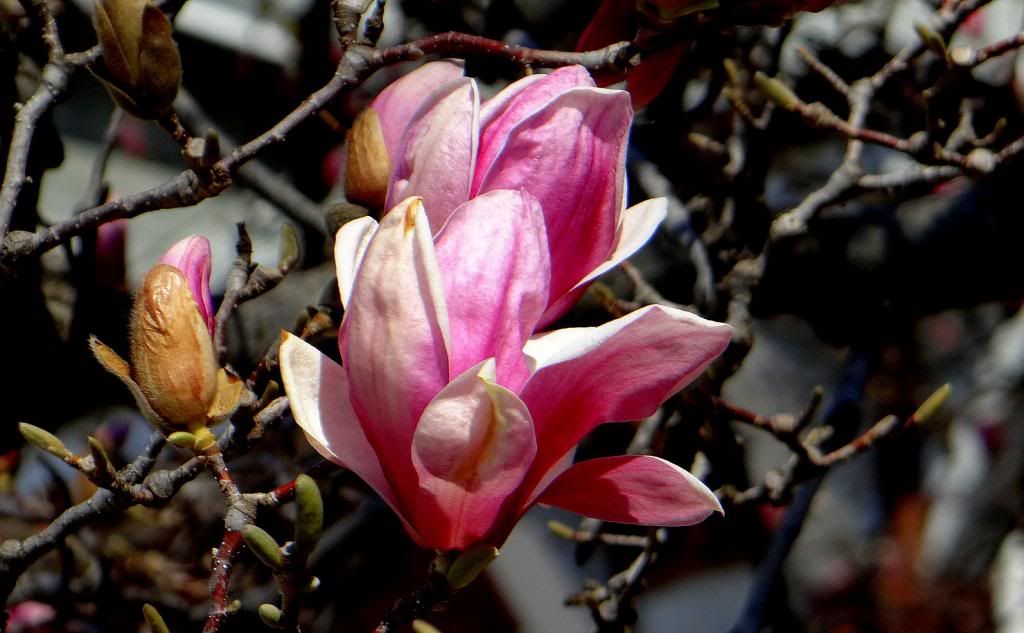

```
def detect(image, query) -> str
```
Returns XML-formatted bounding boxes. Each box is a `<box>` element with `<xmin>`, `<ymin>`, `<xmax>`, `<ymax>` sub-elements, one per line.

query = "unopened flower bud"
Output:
<box><xmin>345</xmin><ymin>108</ymin><xmax>393</xmax><ymax>209</ymax></box>
<box><xmin>129</xmin><ymin>263</ymin><xmax>219</xmax><ymax>429</ymax></box>
<box><xmin>258</xmin><ymin>603</ymin><xmax>283</xmax><ymax>628</ymax></box>
<box><xmin>93</xmin><ymin>0</ymin><xmax>182</xmax><ymax>118</ymax></box>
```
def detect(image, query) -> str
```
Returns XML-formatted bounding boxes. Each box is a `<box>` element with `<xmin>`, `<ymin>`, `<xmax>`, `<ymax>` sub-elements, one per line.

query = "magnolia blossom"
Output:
<box><xmin>281</xmin><ymin>196</ymin><xmax>732</xmax><ymax>551</ymax></box>
<box><xmin>349</xmin><ymin>62</ymin><xmax>666</xmax><ymax>325</ymax></box>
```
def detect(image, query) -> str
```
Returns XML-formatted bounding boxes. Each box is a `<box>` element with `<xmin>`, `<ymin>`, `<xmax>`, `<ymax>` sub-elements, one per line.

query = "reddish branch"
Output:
<box><xmin>202</xmin><ymin>530</ymin><xmax>245</xmax><ymax>633</ymax></box>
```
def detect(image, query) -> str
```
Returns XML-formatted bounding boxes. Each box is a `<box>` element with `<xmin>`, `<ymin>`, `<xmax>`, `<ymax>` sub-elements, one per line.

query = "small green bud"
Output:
<box><xmin>88</xmin><ymin>436</ymin><xmax>116</xmax><ymax>480</ymax></box>
<box><xmin>242</xmin><ymin>525</ymin><xmax>284</xmax><ymax>570</ymax></box>
<box><xmin>446</xmin><ymin>545</ymin><xmax>499</xmax><ymax>589</ymax></box>
<box><xmin>546</xmin><ymin>520</ymin><xmax>577</xmax><ymax>540</ymax></box>
<box><xmin>754</xmin><ymin>72</ymin><xmax>801</xmax><ymax>110</ymax></box>
<box><xmin>412</xmin><ymin>620</ymin><xmax>444</xmax><ymax>633</ymax></box>
<box><xmin>18</xmin><ymin>423</ymin><xmax>70</xmax><ymax>459</ymax></box>
<box><xmin>258</xmin><ymin>603</ymin><xmax>283</xmax><ymax>628</ymax></box>
<box><xmin>166</xmin><ymin>431</ymin><xmax>197</xmax><ymax>448</ymax></box>
<box><xmin>914</xmin><ymin>22</ymin><xmax>947</xmax><ymax>58</ymax></box>
<box><xmin>911</xmin><ymin>384</ymin><xmax>951</xmax><ymax>425</ymax></box>
<box><xmin>142</xmin><ymin>603</ymin><xmax>170</xmax><ymax>633</ymax></box>
<box><xmin>294</xmin><ymin>474</ymin><xmax>323</xmax><ymax>558</ymax></box>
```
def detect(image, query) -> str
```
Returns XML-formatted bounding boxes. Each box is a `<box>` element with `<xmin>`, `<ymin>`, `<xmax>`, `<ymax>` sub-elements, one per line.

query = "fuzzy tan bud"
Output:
<box><xmin>345</xmin><ymin>109</ymin><xmax>393</xmax><ymax>209</ymax></box>
<box><xmin>93</xmin><ymin>0</ymin><xmax>181</xmax><ymax>118</ymax></box>
<box><xmin>129</xmin><ymin>264</ymin><xmax>218</xmax><ymax>428</ymax></box>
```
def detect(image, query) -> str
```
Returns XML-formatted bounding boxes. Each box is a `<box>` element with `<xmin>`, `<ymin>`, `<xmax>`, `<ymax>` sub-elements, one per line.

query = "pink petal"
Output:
<box><xmin>536</xmin><ymin>455</ymin><xmax>722</xmax><ymax>526</ymax></box>
<box><xmin>520</xmin><ymin>305</ymin><xmax>731</xmax><ymax>488</ymax></box>
<box><xmin>538</xmin><ymin>197</ymin><xmax>668</xmax><ymax>326</ymax></box>
<box><xmin>473</xmin><ymin>66</ymin><xmax>595</xmax><ymax>195</ymax></box>
<box><xmin>158</xmin><ymin>235</ymin><xmax>214</xmax><ymax>335</ymax></box>
<box><xmin>411</xmin><ymin>360</ymin><xmax>537</xmax><ymax>550</ymax></box>
<box><xmin>334</xmin><ymin>216</ymin><xmax>379</xmax><ymax>309</ymax></box>
<box><xmin>433</xmin><ymin>189</ymin><xmax>550</xmax><ymax>391</ymax></box>
<box><xmin>474</xmin><ymin>88</ymin><xmax>632</xmax><ymax>306</ymax></box>
<box><xmin>386</xmin><ymin>78</ymin><xmax>480</xmax><ymax>232</ymax></box>
<box><xmin>339</xmin><ymin>197</ymin><xmax>451</xmax><ymax>494</ymax></box>
<box><xmin>278</xmin><ymin>333</ymin><xmax>425</xmax><ymax>545</ymax></box>
<box><xmin>371</xmin><ymin>60</ymin><xmax>466</xmax><ymax>157</ymax></box>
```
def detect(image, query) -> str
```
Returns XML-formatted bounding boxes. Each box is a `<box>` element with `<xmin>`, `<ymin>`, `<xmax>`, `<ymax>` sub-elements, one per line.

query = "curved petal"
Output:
<box><xmin>536</xmin><ymin>455</ymin><xmax>722</xmax><ymax>526</ymax></box>
<box><xmin>278</xmin><ymin>333</ymin><xmax>426</xmax><ymax>545</ymax></box>
<box><xmin>475</xmin><ymin>87</ymin><xmax>632</xmax><ymax>306</ymax></box>
<box><xmin>411</xmin><ymin>360</ymin><xmax>537</xmax><ymax>550</ymax></box>
<box><xmin>340</xmin><ymin>197</ymin><xmax>451</xmax><ymax>494</ymax></box>
<box><xmin>434</xmin><ymin>189</ymin><xmax>550</xmax><ymax>391</ymax></box>
<box><xmin>371</xmin><ymin>60</ymin><xmax>466</xmax><ymax>157</ymax></box>
<box><xmin>334</xmin><ymin>216</ymin><xmax>379</xmax><ymax>309</ymax></box>
<box><xmin>386</xmin><ymin>78</ymin><xmax>480</xmax><ymax>232</ymax></box>
<box><xmin>158</xmin><ymin>235</ymin><xmax>214</xmax><ymax>335</ymax></box>
<box><xmin>520</xmin><ymin>305</ymin><xmax>731</xmax><ymax>483</ymax></box>
<box><xmin>538</xmin><ymin>197</ymin><xmax>667</xmax><ymax>326</ymax></box>
<box><xmin>474</xmin><ymin>66</ymin><xmax>596</xmax><ymax>195</ymax></box>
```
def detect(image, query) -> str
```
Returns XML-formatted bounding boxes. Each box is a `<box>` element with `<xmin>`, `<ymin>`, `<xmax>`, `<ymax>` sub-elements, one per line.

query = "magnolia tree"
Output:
<box><xmin>1</xmin><ymin>0</ymin><xmax>1023</xmax><ymax>631</ymax></box>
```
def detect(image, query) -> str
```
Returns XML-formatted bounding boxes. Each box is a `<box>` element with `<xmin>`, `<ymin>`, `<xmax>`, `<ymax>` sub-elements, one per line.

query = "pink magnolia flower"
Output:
<box><xmin>280</xmin><ymin>196</ymin><xmax>731</xmax><ymax>552</ymax></box>
<box><xmin>358</xmin><ymin>62</ymin><xmax>667</xmax><ymax>325</ymax></box>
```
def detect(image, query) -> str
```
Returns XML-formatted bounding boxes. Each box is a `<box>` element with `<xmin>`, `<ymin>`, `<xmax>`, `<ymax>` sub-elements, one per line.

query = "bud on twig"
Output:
<box><xmin>242</xmin><ymin>525</ymin><xmax>284</xmax><ymax>570</ymax></box>
<box><xmin>293</xmin><ymin>474</ymin><xmax>323</xmax><ymax>559</ymax></box>
<box><xmin>914</xmin><ymin>22</ymin><xmax>948</xmax><ymax>59</ymax></box>
<box><xmin>258</xmin><ymin>603</ymin><xmax>283</xmax><ymax>628</ymax></box>
<box><xmin>754</xmin><ymin>72</ymin><xmax>802</xmax><ymax>110</ymax></box>
<box><xmin>130</xmin><ymin>264</ymin><xmax>220</xmax><ymax>428</ymax></box>
<box><xmin>142</xmin><ymin>603</ymin><xmax>171</xmax><ymax>633</ymax></box>
<box><xmin>910</xmin><ymin>383</ymin><xmax>951</xmax><ymax>425</ymax></box>
<box><xmin>18</xmin><ymin>423</ymin><xmax>71</xmax><ymax>460</ymax></box>
<box><xmin>93</xmin><ymin>0</ymin><xmax>182</xmax><ymax>118</ymax></box>
<box><xmin>412</xmin><ymin>620</ymin><xmax>444</xmax><ymax>633</ymax></box>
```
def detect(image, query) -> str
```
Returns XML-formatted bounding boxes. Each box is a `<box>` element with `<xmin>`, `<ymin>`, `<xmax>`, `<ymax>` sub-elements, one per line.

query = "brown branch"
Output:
<box><xmin>1</xmin><ymin>34</ymin><xmax>632</xmax><ymax>273</ymax></box>
<box><xmin>0</xmin><ymin>0</ymin><xmax>68</xmax><ymax>234</ymax></box>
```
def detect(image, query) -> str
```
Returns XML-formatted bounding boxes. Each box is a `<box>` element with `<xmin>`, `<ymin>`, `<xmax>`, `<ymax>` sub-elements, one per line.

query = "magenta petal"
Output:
<box><xmin>386</xmin><ymin>78</ymin><xmax>480</xmax><ymax>232</ymax></box>
<box><xmin>278</xmin><ymin>333</ymin><xmax>426</xmax><ymax>544</ymax></box>
<box><xmin>158</xmin><ymin>235</ymin><xmax>214</xmax><ymax>335</ymax></box>
<box><xmin>433</xmin><ymin>189</ymin><xmax>550</xmax><ymax>391</ymax></box>
<box><xmin>536</xmin><ymin>455</ymin><xmax>722</xmax><ymax>526</ymax></box>
<box><xmin>473</xmin><ymin>66</ymin><xmax>595</xmax><ymax>195</ymax></box>
<box><xmin>520</xmin><ymin>305</ymin><xmax>731</xmax><ymax>485</ymax></box>
<box><xmin>371</xmin><ymin>61</ymin><xmax>466</xmax><ymax>158</ymax></box>
<box><xmin>411</xmin><ymin>360</ymin><xmax>537</xmax><ymax>550</ymax></box>
<box><xmin>475</xmin><ymin>88</ymin><xmax>632</xmax><ymax>306</ymax></box>
<box><xmin>340</xmin><ymin>197</ymin><xmax>451</xmax><ymax>493</ymax></box>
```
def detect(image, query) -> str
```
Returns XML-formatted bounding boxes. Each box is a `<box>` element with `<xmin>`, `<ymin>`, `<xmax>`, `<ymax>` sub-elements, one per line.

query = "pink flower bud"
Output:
<box><xmin>158</xmin><ymin>235</ymin><xmax>214</xmax><ymax>335</ymax></box>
